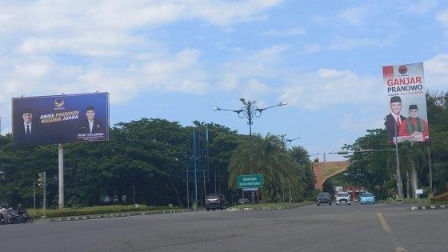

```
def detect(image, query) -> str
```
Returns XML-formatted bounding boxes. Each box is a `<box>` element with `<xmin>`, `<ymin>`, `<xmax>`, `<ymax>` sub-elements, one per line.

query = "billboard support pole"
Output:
<box><xmin>58</xmin><ymin>143</ymin><xmax>64</xmax><ymax>208</ymax></box>
<box><xmin>43</xmin><ymin>171</ymin><xmax>46</xmax><ymax>217</ymax></box>
<box><xmin>394</xmin><ymin>124</ymin><xmax>404</xmax><ymax>199</ymax></box>
<box><xmin>428</xmin><ymin>146</ymin><xmax>433</xmax><ymax>197</ymax></box>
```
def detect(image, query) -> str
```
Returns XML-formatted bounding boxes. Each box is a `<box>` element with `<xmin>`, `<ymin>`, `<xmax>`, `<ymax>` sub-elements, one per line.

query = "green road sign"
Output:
<box><xmin>237</xmin><ymin>174</ymin><xmax>263</xmax><ymax>188</ymax></box>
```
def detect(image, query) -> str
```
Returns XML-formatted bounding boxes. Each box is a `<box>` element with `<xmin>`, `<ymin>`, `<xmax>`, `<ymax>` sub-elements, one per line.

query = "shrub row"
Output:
<box><xmin>430</xmin><ymin>191</ymin><xmax>448</xmax><ymax>203</ymax></box>
<box><xmin>28</xmin><ymin>205</ymin><xmax>179</xmax><ymax>218</ymax></box>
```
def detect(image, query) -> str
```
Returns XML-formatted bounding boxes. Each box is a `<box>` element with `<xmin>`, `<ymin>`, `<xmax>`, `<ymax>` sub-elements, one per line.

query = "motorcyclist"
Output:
<box><xmin>16</xmin><ymin>204</ymin><xmax>32</xmax><ymax>223</ymax></box>
<box><xmin>17</xmin><ymin>204</ymin><xmax>26</xmax><ymax>215</ymax></box>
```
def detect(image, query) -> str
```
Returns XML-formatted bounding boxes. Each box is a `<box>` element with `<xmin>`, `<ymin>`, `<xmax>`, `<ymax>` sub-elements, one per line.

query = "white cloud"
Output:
<box><xmin>1</xmin><ymin>0</ymin><xmax>283</xmax><ymax>59</ymax></box>
<box><xmin>139</xmin><ymin>48</ymin><xmax>209</xmax><ymax>94</ymax></box>
<box><xmin>262</xmin><ymin>27</ymin><xmax>305</xmax><ymax>37</ymax></box>
<box><xmin>336</xmin><ymin>5</ymin><xmax>372</xmax><ymax>27</ymax></box>
<box><xmin>187</xmin><ymin>0</ymin><xmax>283</xmax><ymax>26</ymax></box>
<box><xmin>405</xmin><ymin>0</ymin><xmax>438</xmax><ymax>14</ymax></box>
<box><xmin>18</xmin><ymin>34</ymin><xmax>139</xmax><ymax>57</ymax></box>
<box><xmin>327</xmin><ymin>35</ymin><xmax>395</xmax><ymax>51</ymax></box>
<box><xmin>279</xmin><ymin>68</ymin><xmax>381</xmax><ymax>110</ymax></box>
<box><xmin>13</xmin><ymin>56</ymin><xmax>52</xmax><ymax>78</ymax></box>
<box><xmin>216</xmin><ymin>44</ymin><xmax>289</xmax><ymax>92</ymax></box>
<box><xmin>318</xmin><ymin>68</ymin><xmax>349</xmax><ymax>78</ymax></box>
<box><xmin>436</xmin><ymin>8</ymin><xmax>448</xmax><ymax>27</ymax></box>
<box><xmin>241</xmin><ymin>78</ymin><xmax>271</xmax><ymax>99</ymax></box>
<box><xmin>0</xmin><ymin>0</ymin><xmax>285</xmax><ymax>108</ymax></box>
<box><xmin>301</xmin><ymin>44</ymin><xmax>320</xmax><ymax>54</ymax></box>
<box><xmin>425</xmin><ymin>54</ymin><xmax>448</xmax><ymax>90</ymax></box>
<box><xmin>217</xmin><ymin>74</ymin><xmax>240</xmax><ymax>91</ymax></box>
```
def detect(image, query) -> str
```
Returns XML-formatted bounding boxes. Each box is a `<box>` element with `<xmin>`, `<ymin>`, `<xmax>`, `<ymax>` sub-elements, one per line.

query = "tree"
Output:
<box><xmin>289</xmin><ymin>146</ymin><xmax>316</xmax><ymax>198</ymax></box>
<box><xmin>399</xmin><ymin>142</ymin><xmax>427</xmax><ymax>198</ymax></box>
<box><xmin>228</xmin><ymin>134</ymin><xmax>302</xmax><ymax>203</ymax></box>
<box><xmin>339</xmin><ymin>129</ymin><xmax>391</xmax><ymax>197</ymax></box>
<box><xmin>340</xmin><ymin>91</ymin><xmax>448</xmax><ymax>199</ymax></box>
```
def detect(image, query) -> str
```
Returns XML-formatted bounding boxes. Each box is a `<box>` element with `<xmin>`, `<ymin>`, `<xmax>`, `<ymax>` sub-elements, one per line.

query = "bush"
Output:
<box><xmin>430</xmin><ymin>191</ymin><xmax>448</xmax><ymax>203</ymax></box>
<box><xmin>28</xmin><ymin>204</ymin><xmax>181</xmax><ymax>219</ymax></box>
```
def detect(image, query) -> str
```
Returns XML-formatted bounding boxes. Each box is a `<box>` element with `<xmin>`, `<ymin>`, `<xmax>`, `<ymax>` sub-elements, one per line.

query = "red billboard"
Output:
<box><xmin>383</xmin><ymin>62</ymin><xmax>429</xmax><ymax>143</ymax></box>
<box><xmin>12</xmin><ymin>92</ymin><xmax>109</xmax><ymax>145</ymax></box>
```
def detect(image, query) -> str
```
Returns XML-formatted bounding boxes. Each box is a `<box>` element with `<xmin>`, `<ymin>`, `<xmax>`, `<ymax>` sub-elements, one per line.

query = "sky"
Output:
<box><xmin>1</xmin><ymin>0</ymin><xmax>448</xmax><ymax>162</ymax></box>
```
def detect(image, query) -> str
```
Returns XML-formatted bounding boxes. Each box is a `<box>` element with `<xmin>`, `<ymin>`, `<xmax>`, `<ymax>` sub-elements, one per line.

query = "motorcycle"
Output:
<box><xmin>0</xmin><ymin>212</ymin><xmax>5</xmax><ymax>225</ymax></box>
<box><xmin>0</xmin><ymin>208</ymin><xmax>33</xmax><ymax>224</ymax></box>
<box><xmin>18</xmin><ymin>211</ymin><xmax>33</xmax><ymax>223</ymax></box>
<box><xmin>0</xmin><ymin>208</ymin><xmax>21</xmax><ymax>224</ymax></box>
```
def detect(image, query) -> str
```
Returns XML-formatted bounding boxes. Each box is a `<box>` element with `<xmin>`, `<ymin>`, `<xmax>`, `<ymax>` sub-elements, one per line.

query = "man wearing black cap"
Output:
<box><xmin>78</xmin><ymin>106</ymin><xmax>105</xmax><ymax>134</ymax></box>
<box><xmin>384</xmin><ymin>96</ymin><xmax>406</xmax><ymax>143</ymax></box>
<box><xmin>398</xmin><ymin>104</ymin><xmax>429</xmax><ymax>141</ymax></box>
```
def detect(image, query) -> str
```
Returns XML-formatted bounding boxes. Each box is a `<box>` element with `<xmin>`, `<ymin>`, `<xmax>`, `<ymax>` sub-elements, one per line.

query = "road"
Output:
<box><xmin>0</xmin><ymin>203</ymin><xmax>446</xmax><ymax>252</ymax></box>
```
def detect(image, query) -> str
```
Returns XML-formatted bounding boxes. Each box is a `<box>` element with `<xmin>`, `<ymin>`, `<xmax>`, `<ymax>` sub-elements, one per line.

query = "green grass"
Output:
<box><xmin>28</xmin><ymin>204</ymin><xmax>180</xmax><ymax>219</ymax></box>
<box><xmin>28</xmin><ymin>202</ymin><xmax>315</xmax><ymax>219</ymax></box>
<box><xmin>385</xmin><ymin>197</ymin><xmax>448</xmax><ymax>205</ymax></box>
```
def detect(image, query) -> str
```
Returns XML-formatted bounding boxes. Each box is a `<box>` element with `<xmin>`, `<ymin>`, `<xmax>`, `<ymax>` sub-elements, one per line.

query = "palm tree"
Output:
<box><xmin>400</xmin><ymin>142</ymin><xmax>428</xmax><ymax>198</ymax></box>
<box><xmin>228</xmin><ymin>133</ymin><xmax>296</xmax><ymax>202</ymax></box>
<box><xmin>289</xmin><ymin>146</ymin><xmax>316</xmax><ymax>198</ymax></box>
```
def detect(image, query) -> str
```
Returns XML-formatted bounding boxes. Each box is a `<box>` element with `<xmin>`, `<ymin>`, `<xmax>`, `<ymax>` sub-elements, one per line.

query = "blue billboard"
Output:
<box><xmin>12</xmin><ymin>92</ymin><xmax>109</xmax><ymax>145</ymax></box>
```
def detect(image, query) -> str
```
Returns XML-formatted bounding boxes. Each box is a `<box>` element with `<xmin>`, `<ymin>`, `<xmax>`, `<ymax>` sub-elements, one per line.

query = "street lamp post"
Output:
<box><xmin>214</xmin><ymin>98</ymin><xmax>287</xmax><ymax>173</ymax></box>
<box><xmin>214</xmin><ymin>98</ymin><xmax>287</xmax><ymax>202</ymax></box>
<box><xmin>279</xmin><ymin>134</ymin><xmax>300</xmax><ymax>203</ymax></box>
<box><xmin>279</xmin><ymin>134</ymin><xmax>301</xmax><ymax>150</ymax></box>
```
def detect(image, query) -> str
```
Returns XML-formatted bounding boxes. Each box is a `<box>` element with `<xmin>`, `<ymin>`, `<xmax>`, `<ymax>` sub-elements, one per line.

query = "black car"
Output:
<box><xmin>205</xmin><ymin>194</ymin><xmax>226</xmax><ymax>211</ymax></box>
<box><xmin>317</xmin><ymin>192</ymin><xmax>332</xmax><ymax>206</ymax></box>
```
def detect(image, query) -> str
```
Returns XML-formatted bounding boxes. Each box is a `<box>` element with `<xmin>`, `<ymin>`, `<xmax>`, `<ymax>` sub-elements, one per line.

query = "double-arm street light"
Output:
<box><xmin>279</xmin><ymin>134</ymin><xmax>301</xmax><ymax>149</ymax></box>
<box><xmin>214</xmin><ymin>98</ymin><xmax>287</xmax><ymax>173</ymax></box>
<box><xmin>214</xmin><ymin>98</ymin><xmax>287</xmax><ymax>137</ymax></box>
<box><xmin>214</xmin><ymin>98</ymin><xmax>286</xmax><ymax>204</ymax></box>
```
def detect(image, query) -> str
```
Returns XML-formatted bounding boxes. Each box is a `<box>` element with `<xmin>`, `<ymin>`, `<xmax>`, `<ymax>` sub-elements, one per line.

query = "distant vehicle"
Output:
<box><xmin>335</xmin><ymin>192</ymin><xmax>351</xmax><ymax>205</ymax></box>
<box><xmin>205</xmin><ymin>194</ymin><xmax>226</xmax><ymax>211</ymax></box>
<box><xmin>316</xmin><ymin>192</ymin><xmax>332</xmax><ymax>206</ymax></box>
<box><xmin>359</xmin><ymin>192</ymin><xmax>376</xmax><ymax>205</ymax></box>
<box><xmin>237</xmin><ymin>198</ymin><xmax>250</xmax><ymax>205</ymax></box>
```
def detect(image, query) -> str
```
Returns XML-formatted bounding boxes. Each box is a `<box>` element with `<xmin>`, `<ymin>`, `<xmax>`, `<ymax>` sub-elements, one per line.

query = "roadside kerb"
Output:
<box><xmin>34</xmin><ymin>209</ymin><xmax>192</xmax><ymax>223</ymax></box>
<box><xmin>410</xmin><ymin>205</ymin><xmax>446</xmax><ymax>211</ymax></box>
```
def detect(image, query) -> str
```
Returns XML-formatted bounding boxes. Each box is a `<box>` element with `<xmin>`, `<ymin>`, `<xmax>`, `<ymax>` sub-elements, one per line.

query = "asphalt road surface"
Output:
<box><xmin>0</xmin><ymin>203</ymin><xmax>446</xmax><ymax>252</ymax></box>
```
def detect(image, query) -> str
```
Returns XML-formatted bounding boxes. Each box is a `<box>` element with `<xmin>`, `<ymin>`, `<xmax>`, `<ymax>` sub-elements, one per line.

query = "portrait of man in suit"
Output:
<box><xmin>78</xmin><ymin>106</ymin><xmax>105</xmax><ymax>134</ymax></box>
<box><xmin>15</xmin><ymin>108</ymin><xmax>41</xmax><ymax>145</ymax></box>
<box><xmin>384</xmin><ymin>96</ymin><xmax>406</xmax><ymax>143</ymax></box>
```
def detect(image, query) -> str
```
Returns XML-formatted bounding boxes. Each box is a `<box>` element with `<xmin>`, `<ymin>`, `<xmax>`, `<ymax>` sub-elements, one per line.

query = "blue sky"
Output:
<box><xmin>1</xmin><ymin>0</ymin><xmax>448</xmax><ymax>161</ymax></box>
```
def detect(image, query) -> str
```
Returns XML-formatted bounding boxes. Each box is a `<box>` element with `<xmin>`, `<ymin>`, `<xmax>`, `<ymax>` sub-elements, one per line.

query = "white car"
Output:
<box><xmin>335</xmin><ymin>192</ymin><xmax>351</xmax><ymax>205</ymax></box>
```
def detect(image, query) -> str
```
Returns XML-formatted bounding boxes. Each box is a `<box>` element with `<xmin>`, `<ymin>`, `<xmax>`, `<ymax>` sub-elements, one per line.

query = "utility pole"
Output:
<box><xmin>38</xmin><ymin>172</ymin><xmax>47</xmax><ymax>217</ymax></box>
